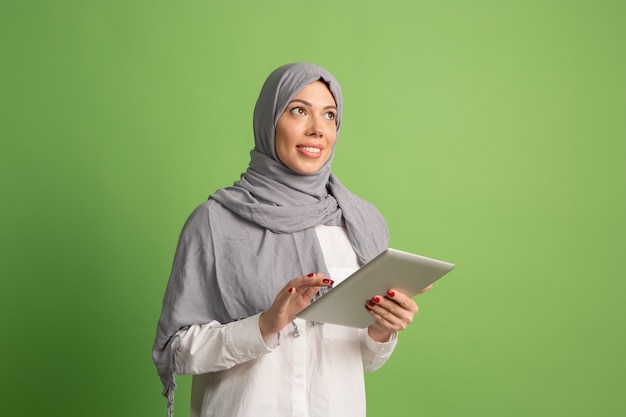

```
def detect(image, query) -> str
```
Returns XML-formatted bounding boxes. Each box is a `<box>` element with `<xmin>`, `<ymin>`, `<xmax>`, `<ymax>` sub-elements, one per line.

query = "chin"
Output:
<box><xmin>281</xmin><ymin>156</ymin><xmax>329</xmax><ymax>175</ymax></box>
<box><xmin>294</xmin><ymin>162</ymin><xmax>328</xmax><ymax>175</ymax></box>
<box><xmin>292</xmin><ymin>168</ymin><xmax>320</xmax><ymax>176</ymax></box>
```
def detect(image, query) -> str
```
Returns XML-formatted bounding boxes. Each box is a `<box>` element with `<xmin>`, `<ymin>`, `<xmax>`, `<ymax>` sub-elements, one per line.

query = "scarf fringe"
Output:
<box><xmin>164</xmin><ymin>335</ymin><xmax>180</xmax><ymax>417</ymax></box>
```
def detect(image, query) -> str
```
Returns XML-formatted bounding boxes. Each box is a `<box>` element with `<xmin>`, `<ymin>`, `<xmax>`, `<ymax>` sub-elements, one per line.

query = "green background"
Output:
<box><xmin>2</xmin><ymin>1</ymin><xmax>624</xmax><ymax>416</ymax></box>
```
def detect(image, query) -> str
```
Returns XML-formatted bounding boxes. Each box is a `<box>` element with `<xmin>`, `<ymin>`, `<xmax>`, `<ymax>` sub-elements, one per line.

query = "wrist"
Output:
<box><xmin>258</xmin><ymin>312</ymin><xmax>270</xmax><ymax>338</ymax></box>
<box><xmin>368</xmin><ymin>325</ymin><xmax>393</xmax><ymax>342</ymax></box>
<box><xmin>257</xmin><ymin>313</ymin><xmax>279</xmax><ymax>347</ymax></box>
<box><xmin>259</xmin><ymin>312</ymin><xmax>281</xmax><ymax>339</ymax></box>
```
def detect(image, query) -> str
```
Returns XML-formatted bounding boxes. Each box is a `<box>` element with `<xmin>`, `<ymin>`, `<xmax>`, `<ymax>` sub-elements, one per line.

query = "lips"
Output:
<box><xmin>298</xmin><ymin>146</ymin><xmax>321</xmax><ymax>154</ymax></box>
<box><xmin>296</xmin><ymin>144</ymin><xmax>323</xmax><ymax>158</ymax></box>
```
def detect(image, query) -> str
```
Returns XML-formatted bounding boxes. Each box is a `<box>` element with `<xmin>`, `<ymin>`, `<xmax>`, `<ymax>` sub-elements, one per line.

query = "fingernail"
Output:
<box><xmin>307</xmin><ymin>273</ymin><xmax>315</xmax><ymax>277</ymax></box>
<box><xmin>368</xmin><ymin>300</ymin><xmax>376</xmax><ymax>307</ymax></box>
<box><xmin>387</xmin><ymin>290</ymin><xmax>395</xmax><ymax>297</ymax></box>
<box><xmin>323</xmin><ymin>278</ymin><xmax>331</xmax><ymax>284</ymax></box>
<box><xmin>288</xmin><ymin>287</ymin><xmax>294</xmax><ymax>293</ymax></box>
<box><xmin>372</xmin><ymin>296</ymin><xmax>381</xmax><ymax>303</ymax></box>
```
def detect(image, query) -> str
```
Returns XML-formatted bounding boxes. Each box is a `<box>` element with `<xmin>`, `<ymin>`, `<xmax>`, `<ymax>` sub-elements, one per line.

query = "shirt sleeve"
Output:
<box><xmin>359</xmin><ymin>329</ymin><xmax>398</xmax><ymax>372</ymax></box>
<box><xmin>173</xmin><ymin>313</ymin><xmax>278</xmax><ymax>375</ymax></box>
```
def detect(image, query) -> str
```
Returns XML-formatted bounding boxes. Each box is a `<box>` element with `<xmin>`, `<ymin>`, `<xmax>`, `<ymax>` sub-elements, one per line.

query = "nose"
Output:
<box><xmin>306</xmin><ymin>116</ymin><xmax>323</xmax><ymax>137</ymax></box>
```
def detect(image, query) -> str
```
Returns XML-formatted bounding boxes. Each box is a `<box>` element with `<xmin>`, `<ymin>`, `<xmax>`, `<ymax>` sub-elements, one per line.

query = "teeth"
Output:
<box><xmin>299</xmin><ymin>146</ymin><xmax>321</xmax><ymax>153</ymax></box>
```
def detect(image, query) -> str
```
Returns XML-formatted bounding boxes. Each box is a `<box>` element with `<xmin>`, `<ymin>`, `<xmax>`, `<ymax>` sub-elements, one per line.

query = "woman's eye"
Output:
<box><xmin>324</xmin><ymin>111</ymin><xmax>336</xmax><ymax>120</ymax></box>
<box><xmin>290</xmin><ymin>107</ymin><xmax>306</xmax><ymax>116</ymax></box>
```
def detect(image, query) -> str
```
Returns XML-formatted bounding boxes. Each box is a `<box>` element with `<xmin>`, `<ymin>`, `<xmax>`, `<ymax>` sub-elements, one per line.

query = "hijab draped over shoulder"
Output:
<box><xmin>152</xmin><ymin>62</ymin><xmax>389</xmax><ymax>415</ymax></box>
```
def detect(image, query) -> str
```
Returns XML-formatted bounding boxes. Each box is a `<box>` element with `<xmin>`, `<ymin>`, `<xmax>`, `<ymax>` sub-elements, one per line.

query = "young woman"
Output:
<box><xmin>153</xmin><ymin>62</ymin><xmax>429</xmax><ymax>417</ymax></box>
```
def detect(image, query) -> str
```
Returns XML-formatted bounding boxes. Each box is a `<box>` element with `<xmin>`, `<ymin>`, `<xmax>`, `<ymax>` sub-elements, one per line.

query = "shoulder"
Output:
<box><xmin>177</xmin><ymin>199</ymin><xmax>230</xmax><ymax>242</ymax></box>
<box><xmin>174</xmin><ymin>199</ymin><xmax>253</xmax><ymax>256</ymax></box>
<box><xmin>181</xmin><ymin>199</ymin><xmax>240</xmax><ymax>230</ymax></box>
<box><xmin>182</xmin><ymin>198</ymin><xmax>262</xmax><ymax>238</ymax></box>
<box><xmin>181</xmin><ymin>200</ymin><xmax>214</xmax><ymax>230</ymax></box>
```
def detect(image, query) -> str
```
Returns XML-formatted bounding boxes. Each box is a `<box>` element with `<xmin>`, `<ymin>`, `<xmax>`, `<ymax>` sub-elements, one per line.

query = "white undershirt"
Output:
<box><xmin>174</xmin><ymin>225</ymin><xmax>397</xmax><ymax>417</ymax></box>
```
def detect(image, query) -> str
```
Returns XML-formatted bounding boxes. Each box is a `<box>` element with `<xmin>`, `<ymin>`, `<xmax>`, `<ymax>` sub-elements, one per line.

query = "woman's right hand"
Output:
<box><xmin>259</xmin><ymin>273</ymin><xmax>334</xmax><ymax>338</ymax></box>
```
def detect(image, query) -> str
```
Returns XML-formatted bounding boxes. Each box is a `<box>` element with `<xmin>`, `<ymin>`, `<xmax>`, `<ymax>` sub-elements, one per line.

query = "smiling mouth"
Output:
<box><xmin>297</xmin><ymin>146</ymin><xmax>321</xmax><ymax>154</ymax></box>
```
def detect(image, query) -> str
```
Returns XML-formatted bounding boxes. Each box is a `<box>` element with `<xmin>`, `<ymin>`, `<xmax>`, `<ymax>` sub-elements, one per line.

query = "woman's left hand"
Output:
<box><xmin>366</xmin><ymin>284</ymin><xmax>432</xmax><ymax>342</ymax></box>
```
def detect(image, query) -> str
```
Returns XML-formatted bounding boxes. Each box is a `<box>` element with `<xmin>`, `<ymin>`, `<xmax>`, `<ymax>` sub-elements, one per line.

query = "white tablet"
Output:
<box><xmin>296</xmin><ymin>248</ymin><xmax>455</xmax><ymax>328</ymax></box>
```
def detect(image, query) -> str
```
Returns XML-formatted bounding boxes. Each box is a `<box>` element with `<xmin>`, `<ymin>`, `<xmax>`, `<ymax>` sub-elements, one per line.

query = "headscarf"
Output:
<box><xmin>152</xmin><ymin>62</ymin><xmax>389</xmax><ymax>416</ymax></box>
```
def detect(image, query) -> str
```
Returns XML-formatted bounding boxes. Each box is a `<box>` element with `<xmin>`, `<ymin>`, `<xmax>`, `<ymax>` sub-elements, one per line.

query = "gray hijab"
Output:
<box><xmin>152</xmin><ymin>62</ymin><xmax>389</xmax><ymax>416</ymax></box>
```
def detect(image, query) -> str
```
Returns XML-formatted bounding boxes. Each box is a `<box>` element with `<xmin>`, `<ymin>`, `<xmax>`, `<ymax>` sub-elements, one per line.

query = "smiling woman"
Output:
<box><xmin>152</xmin><ymin>63</ymin><xmax>430</xmax><ymax>417</ymax></box>
<box><xmin>274</xmin><ymin>81</ymin><xmax>338</xmax><ymax>175</ymax></box>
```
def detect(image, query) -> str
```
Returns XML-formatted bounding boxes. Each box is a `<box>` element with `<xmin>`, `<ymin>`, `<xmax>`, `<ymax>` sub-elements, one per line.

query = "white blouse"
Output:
<box><xmin>174</xmin><ymin>225</ymin><xmax>397</xmax><ymax>417</ymax></box>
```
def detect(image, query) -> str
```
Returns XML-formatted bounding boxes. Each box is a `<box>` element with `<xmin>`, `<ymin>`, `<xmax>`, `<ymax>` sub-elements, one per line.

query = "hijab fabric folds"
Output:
<box><xmin>152</xmin><ymin>63</ymin><xmax>389</xmax><ymax>416</ymax></box>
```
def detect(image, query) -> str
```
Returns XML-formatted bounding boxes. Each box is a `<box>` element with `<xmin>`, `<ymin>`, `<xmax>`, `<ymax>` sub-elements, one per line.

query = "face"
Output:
<box><xmin>274</xmin><ymin>81</ymin><xmax>338</xmax><ymax>175</ymax></box>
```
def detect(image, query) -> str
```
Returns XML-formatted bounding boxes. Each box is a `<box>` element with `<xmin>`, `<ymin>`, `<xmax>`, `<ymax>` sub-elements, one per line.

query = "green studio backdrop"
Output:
<box><xmin>2</xmin><ymin>1</ymin><xmax>625</xmax><ymax>416</ymax></box>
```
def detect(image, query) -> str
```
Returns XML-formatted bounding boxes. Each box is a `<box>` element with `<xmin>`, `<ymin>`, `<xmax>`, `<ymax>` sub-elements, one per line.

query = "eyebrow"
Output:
<box><xmin>289</xmin><ymin>99</ymin><xmax>337</xmax><ymax>110</ymax></box>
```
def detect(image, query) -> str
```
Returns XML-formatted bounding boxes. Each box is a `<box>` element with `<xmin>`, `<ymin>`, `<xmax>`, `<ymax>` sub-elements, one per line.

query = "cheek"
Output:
<box><xmin>274</xmin><ymin>125</ymin><xmax>292</xmax><ymax>162</ymax></box>
<box><xmin>327</xmin><ymin>131</ymin><xmax>338</xmax><ymax>149</ymax></box>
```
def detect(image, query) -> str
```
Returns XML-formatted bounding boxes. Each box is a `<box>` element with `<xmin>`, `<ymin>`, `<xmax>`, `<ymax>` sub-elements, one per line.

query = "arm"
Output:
<box><xmin>360</xmin><ymin>328</ymin><xmax>398</xmax><ymax>372</ymax></box>
<box><xmin>359</xmin><ymin>286</ymin><xmax>432</xmax><ymax>371</ymax></box>
<box><xmin>175</xmin><ymin>272</ymin><xmax>334</xmax><ymax>375</ymax></box>
<box><xmin>174</xmin><ymin>313</ymin><xmax>278</xmax><ymax>374</ymax></box>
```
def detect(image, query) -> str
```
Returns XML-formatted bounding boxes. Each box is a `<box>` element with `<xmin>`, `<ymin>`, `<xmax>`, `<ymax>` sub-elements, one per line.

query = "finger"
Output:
<box><xmin>300</xmin><ymin>286</ymin><xmax>322</xmax><ymax>302</ymax></box>
<box><xmin>297</xmin><ymin>278</ymin><xmax>334</xmax><ymax>301</ymax></box>
<box><xmin>369</xmin><ymin>295</ymin><xmax>416</xmax><ymax>328</ymax></box>
<box><xmin>367</xmin><ymin>296</ymin><xmax>404</xmax><ymax>321</ymax></box>
<box><xmin>416</xmin><ymin>284</ymin><xmax>433</xmax><ymax>295</ymax></box>
<box><xmin>365</xmin><ymin>302</ymin><xmax>406</xmax><ymax>332</ymax></box>
<box><xmin>278</xmin><ymin>277</ymin><xmax>321</xmax><ymax>302</ymax></box>
<box><xmin>385</xmin><ymin>289</ymin><xmax>418</xmax><ymax>313</ymax></box>
<box><xmin>291</xmin><ymin>273</ymin><xmax>334</xmax><ymax>292</ymax></box>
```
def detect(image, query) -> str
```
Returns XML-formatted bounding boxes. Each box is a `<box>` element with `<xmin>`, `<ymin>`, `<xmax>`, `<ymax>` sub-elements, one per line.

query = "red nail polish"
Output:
<box><xmin>323</xmin><ymin>278</ymin><xmax>331</xmax><ymax>284</ymax></box>
<box><xmin>368</xmin><ymin>300</ymin><xmax>376</xmax><ymax>307</ymax></box>
<box><xmin>387</xmin><ymin>290</ymin><xmax>395</xmax><ymax>297</ymax></box>
<box><xmin>372</xmin><ymin>296</ymin><xmax>380</xmax><ymax>303</ymax></box>
<box><xmin>288</xmin><ymin>287</ymin><xmax>294</xmax><ymax>293</ymax></box>
<box><xmin>307</xmin><ymin>273</ymin><xmax>315</xmax><ymax>277</ymax></box>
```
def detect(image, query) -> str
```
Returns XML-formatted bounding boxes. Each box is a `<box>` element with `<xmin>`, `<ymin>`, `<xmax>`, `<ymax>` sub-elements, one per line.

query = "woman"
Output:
<box><xmin>152</xmin><ymin>62</ymin><xmax>430</xmax><ymax>417</ymax></box>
